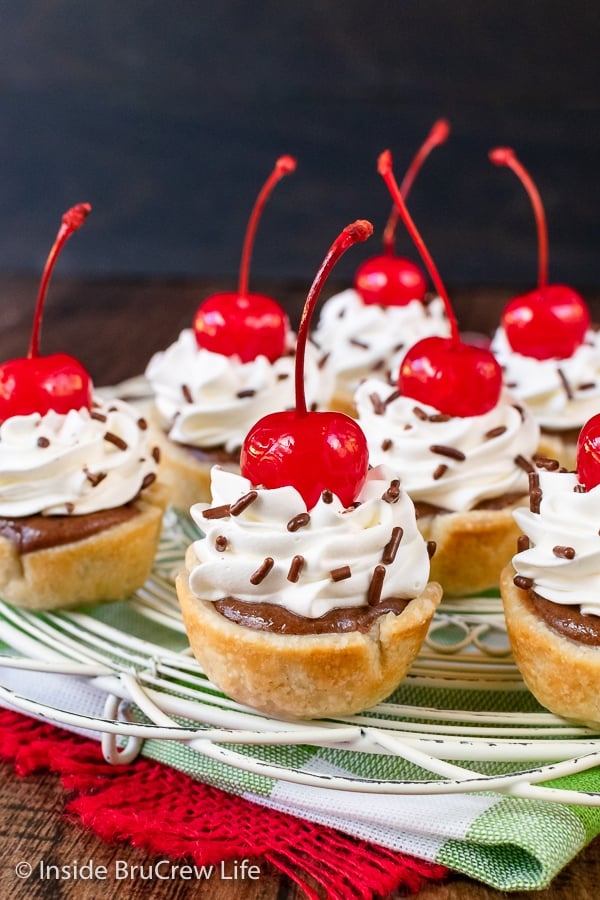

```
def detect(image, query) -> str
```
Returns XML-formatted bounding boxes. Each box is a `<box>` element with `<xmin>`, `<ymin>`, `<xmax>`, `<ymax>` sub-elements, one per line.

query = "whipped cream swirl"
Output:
<box><xmin>512</xmin><ymin>470</ymin><xmax>600</xmax><ymax>615</ymax></box>
<box><xmin>0</xmin><ymin>398</ymin><xmax>159</xmax><ymax>517</ymax></box>
<box><xmin>491</xmin><ymin>326</ymin><xmax>600</xmax><ymax>430</ymax></box>
<box><xmin>311</xmin><ymin>289</ymin><xmax>450</xmax><ymax>399</ymax></box>
<box><xmin>145</xmin><ymin>329</ymin><xmax>333</xmax><ymax>452</ymax></box>
<box><xmin>355</xmin><ymin>380</ymin><xmax>539</xmax><ymax>511</ymax></box>
<box><xmin>188</xmin><ymin>464</ymin><xmax>431</xmax><ymax>619</ymax></box>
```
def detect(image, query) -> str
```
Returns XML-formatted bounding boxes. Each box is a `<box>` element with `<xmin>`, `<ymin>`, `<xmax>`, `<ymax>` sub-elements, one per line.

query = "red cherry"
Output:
<box><xmin>194</xmin><ymin>156</ymin><xmax>295</xmax><ymax>362</ymax></box>
<box><xmin>354</xmin><ymin>119</ymin><xmax>449</xmax><ymax>307</ymax></box>
<box><xmin>354</xmin><ymin>255</ymin><xmax>427</xmax><ymax>307</ymax></box>
<box><xmin>502</xmin><ymin>284</ymin><xmax>590</xmax><ymax>360</ymax></box>
<box><xmin>576</xmin><ymin>414</ymin><xmax>600</xmax><ymax>491</ymax></box>
<box><xmin>490</xmin><ymin>147</ymin><xmax>590</xmax><ymax>360</ymax></box>
<box><xmin>399</xmin><ymin>337</ymin><xmax>503</xmax><ymax>418</ymax></box>
<box><xmin>193</xmin><ymin>292</ymin><xmax>287</xmax><ymax>364</ymax></box>
<box><xmin>0</xmin><ymin>204</ymin><xmax>93</xmax><ymax>424</ymax></box>
<box><xmin>241</xmin><ymin>220</ymin><xmax>373</xmax><ymax>509</ymax></box>
<box><xmin>378</xmin><ymin>150</ymin><xmax>502</xmax><ymax>417</ymax></box>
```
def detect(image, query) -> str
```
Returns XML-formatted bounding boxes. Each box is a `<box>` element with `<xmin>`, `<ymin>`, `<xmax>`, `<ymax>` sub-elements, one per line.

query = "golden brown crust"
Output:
<box><xmin>500</xmin><ymin>563</ymin><xmax>600</xmax><ymax>728</ymax></box>
<box><xmin>328</xmin><ymin>389</ymin><xmax>358</xmax><ymax>419</ymax></box>
<box><xmin>0</xmin><ymin>483</ymin><xmax>167</xmax><ymax>611</ymax></box>
<box><xmin>176</xmin><ymin>562</ymin><xmax>442</xmax><ymax>720</ymax></box>
<box><xmin>416</xmin><ymin>500</ymin><xmax>526</xmax><ymax>597</ymax></box>
<box><xmin>148</xmin><ymin>408</ymin><xmax>239</xmax><ymax>512</ymax></box>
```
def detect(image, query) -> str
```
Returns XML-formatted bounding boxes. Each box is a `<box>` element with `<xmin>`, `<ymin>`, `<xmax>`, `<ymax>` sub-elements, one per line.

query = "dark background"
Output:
<box><xmin>0</xmin><ymin>1</ymin><xmax>598</xmax><ymax>291</ymax></box>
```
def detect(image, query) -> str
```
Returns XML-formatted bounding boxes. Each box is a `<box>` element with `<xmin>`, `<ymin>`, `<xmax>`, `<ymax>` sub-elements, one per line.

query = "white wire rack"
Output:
<box><xmin>1</xmin><ymin>507</ymin><xmax>600</xmax><ymax>805</ymax></box>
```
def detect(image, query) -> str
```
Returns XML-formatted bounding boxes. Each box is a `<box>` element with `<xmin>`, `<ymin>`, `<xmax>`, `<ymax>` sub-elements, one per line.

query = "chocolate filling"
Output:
<box><xmin>213</xmin><ymin>595</ymin><xmax>410</xmax><ymax>634</ymax></box>
<box><xmin>414</xmin><ymin>491</ymin><xmax>525</xmax><ymax>518</ymax></box>
<box><xmin>0</xmin><ymin>504</ymin><xmax>141</xmax><ymax>554</ymax></box>
<box><xmin>524</xmin><ymin>589</ymin><xmax>600</xmax><ymax>646</ymax></box>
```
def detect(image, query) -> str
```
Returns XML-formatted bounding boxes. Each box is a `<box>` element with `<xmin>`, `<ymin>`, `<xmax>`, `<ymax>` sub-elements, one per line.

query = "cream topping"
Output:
<box><xmin>187</xmin><ymin>464</ymin><xmax>431</xmax><ymax>619</ymax></box>
<box><xmin>491</xmin><ymin>326</ymin><xmax>600</xmax><ymax>430</ymax></box>
<box><xmin>355</xmin><ymin>380</ymin><xmax>539</xmax><ymax>511</ymax></box>
<box><xmin>512</xmin><ymin>471</ymin><xmax>600</xmax><ymax>615</ymax></box>
<box><xmin>145</xmin><ymin>328</ymin><xmax>333</xmax><ymax>452</ymax></box>
<box><xmin>0</xmin><ymin>398</ymin><xmax>159</xmax><ymax>517</ymax></box>
<box><xmin>311</xmin><ymin>289</ymin><xmax>450</xmax><ymax>398</ymax></box>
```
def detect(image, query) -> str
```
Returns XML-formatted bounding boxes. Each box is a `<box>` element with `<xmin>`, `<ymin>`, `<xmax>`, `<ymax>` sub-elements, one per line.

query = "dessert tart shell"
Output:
<box><xmin>417</xmin><ymin>499</ymin><xmax>527</xmax><ymax>597</ymax></box>
<box><xmin>0</xmin><ymin>483</ymin><xmax>167</xmax><ymax>611</ymax></box>
<box><xmin>500</xmin><ymin>563</ymin><xmax>600</xmax><ymax>729</ymax></box>
<box><xmin>176</xmin><ymin>551</ymin><xmax>442</xmax><ymax>720</ymax></box>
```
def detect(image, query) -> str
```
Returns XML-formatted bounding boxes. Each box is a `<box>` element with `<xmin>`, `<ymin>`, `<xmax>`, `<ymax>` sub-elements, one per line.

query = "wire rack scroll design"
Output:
<box><xmin>1</xmin><ymin>510</ymin><xmax>600</xmax><ymax>806</ymax></box>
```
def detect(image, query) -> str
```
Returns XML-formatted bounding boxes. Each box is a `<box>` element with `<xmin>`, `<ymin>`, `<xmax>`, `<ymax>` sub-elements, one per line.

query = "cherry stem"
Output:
<box><xmin>237</xmin><ymin>155</ymin><xmax>297</xmax><ymax>299</ymax></box>
<box><xmin>295</xmin><ymin>220</ymin><xmax>373</xmax><ymax>416</ymax></box>
<box><xmin>378</xmin><ymin>150</ymin><xmax>460</xmax><ymax>344</ymax></box>
<box><xmin>28</xmin><ymin>203</ymin><xmax>91</xmax><ymax>359</ymax></box>
<box><xmin>382</xmin><ymin>119</ymin><xmax>450</xmax><ymax>255</ymax></box>
<box><xmin>489</xmin><ymin>147</ymin><xmax>548</xmax><ymax>289</ymax></box>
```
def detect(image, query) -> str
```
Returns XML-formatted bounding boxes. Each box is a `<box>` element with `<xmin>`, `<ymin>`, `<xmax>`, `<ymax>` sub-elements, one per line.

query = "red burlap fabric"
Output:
<box><xmin>0</xmin><ymin>708</ymin><xmax>448</xmax><ymax>898</ymax></box>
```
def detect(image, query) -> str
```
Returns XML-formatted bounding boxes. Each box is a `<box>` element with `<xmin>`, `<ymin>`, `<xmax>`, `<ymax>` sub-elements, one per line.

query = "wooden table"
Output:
<box><xmin>1</xmin><ymin>276</ymin><xmax>600</xmax><ymax>900</ymax></box>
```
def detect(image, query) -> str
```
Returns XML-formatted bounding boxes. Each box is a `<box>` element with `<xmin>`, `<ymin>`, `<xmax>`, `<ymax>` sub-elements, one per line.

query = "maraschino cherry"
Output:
<box><xmin>576</xmin><ymin>415</ymin><xmax>600</xmax><ymax>491</ymax></box>
<box><xmin>354</xmin><ymin>119</ymin><xmax>450</xmax><ymax>306</ymax></box>
<box><xmin>0</xmin><ymin>204</ymin><xmax>93</xmax><ymax>424</ymax></box>
<box><xmin>240</xmin><ymin>221</ymin><xmax>373</xmax><ymax>509</ymax></box>
<box><xmin>489</xmin><ymin>147</ymin><xmax>590</xmax><ymax>360</ymax></box>
<box><xmin>378</xmin><ymin>150</ymin><xmax>502</xmax><ymax>417</ymax></box>
<box><xmin>193</xmin><ymin>156</ymin><xmax>296</xmax><ymax>363</ymax></box>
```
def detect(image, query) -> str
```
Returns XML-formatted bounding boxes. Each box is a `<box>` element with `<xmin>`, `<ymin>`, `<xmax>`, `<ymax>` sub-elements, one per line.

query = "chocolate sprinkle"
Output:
<box><xmin>413</xmin><ymin>406</ymin><xmax>429</xmax><ymax>421</ymax></box>
<box><xmin>485</xmin><ymin>425</ymin><xmax>507</xmax><ymax>440</ymax></box>
<box><xmin>250</xmin><ymin>557</ymin><xmax>274</xmax><ymax>585</ymax></box>
<box><xmin>215</xmin><ymin>535</ymin><xmax>228</xmax><ymax>551</ymax></box>
<box><xmin>381</xmin><ymin>438</ymin><xmax>393</xmax><ymax>451</ymax></box>
<box><xmin>381</xmin><ymin>526</ymin><xmax>403</xmax><ymax>564</ymax></box>
<box><xmin>369</xmin><ymin>392</ymin><xmax>386</xmax><ymax>415</ymax></box>
<box><xmin>382</xmin><ymin>479</ymin><xmax>401</xmax><ymax>503</ymax></box>
<box><xmin>277</xmin><ymin>372</ymin><xmax>290</xmax><ymax>381</ymax></box>
<box><xmin>573</xmin><ymin>484</ymin><xmax>587</xmax><ymax>493</ymax></box>
<box><xmin>65</xmin><ymin>502</ymin><xmax>75</xmax><ymax>514</ymax></box>
<box><xmin>236</xmin><ymin>389</ymin><xmax>256</xmax><ymax>398</ymax></box>
<box><xmin>141</xmin><ymin>473</ymin><xmax>156</xmax><ymax>490</ymax></box>
<box><xmin>553</xmin><ymin>545</ymin><xmax>576</xmax><ymax>559</ymax></box>
<box><xmin>202</xmin><ymin>503</ymin><xmax>231</xmax><ymax>519</ymax></box>
<box><xmin>529</xmin><ymin>472</ymin><xmax>542</xmax><ymax>513</ymax></box>
<box><xmin>433</xmin><ymin>464</ymin><xmax>448</xmax><ymax>480</ymax></box>
<box><xmin>181</xmin><ymin>384</ymin><xmax>193</xmax><ymax>403</ymax></box>
<box><xmin>287</xmin><ymin>555</ymin><xmax>304</xmax><ymax>583</ymax></box>
<box><xmin>317</xmin><ymin>352</ymin><xmax>330</xmax><ymax>370</ymax></box>
<box><xmin>385</xmin><ymin>389</ymin><xmax>401</xmax><ymax>405</ymax></box>
<box><xmin>330</xmin><ymin>565</ymin><xmax>352</xmax><ymax>582</ymax></box>
<box><xmin>85</xmin><ymin>468</ymin><xmax>107</xmax><ymax>487</ymax></box>
<box><xmin>515</xmin><ymin>454</ymin><xmax>535</xmax><ymax>474</ymax></box>
<box><xmin>37</xmin><ymin>436</ymin><xmax>50</xmax><ymax>448</ymax></box>
<box><xmin>152</xmin><ymin>446</ymin><xmax>161</xmax><ymax>463</ymax></box>
<box><xmin>349</xmin><ymin>338</ymin><xmax>369</xmax><ymax>349</ymax></box>
<box><xmin>104</xmin><ymin>432</ymin><xmax>128</xmax><ymax>451</ymax></box>
<box><xmin>230</xmin><ymin>491</ymin><xmax>258</xmax><ymax>516</ymax></box>
<box><xmin>557</xmin><ymin>367</ymin><xmax>574</xmax><ymax>400</ymax></box>
<box><xmin>430</xmin><ymin>444</ymin><xmax>466</xmax><ymax>461</ymax></box>
<box><xmin>322</xmin><ymin>490</ymin><xmax>333</xmax><ymax>504</ymax></box>
<box><xmin>287</xmin><ymin>512</ymin><xmax>310</xmax><ymax>532</ymax></box>
<box><xmin>367</xmin><ymin>565</ymin><xmax>386</xmax><ymax>606</ymax></box>
<box><xmin>426</xmin><ymin>541</ymin><xmax>436</xmax><ymax>558</ymax></box>
<box><xmin>137</xmin><ymin>417</ymin><xmax>148</xmax><ymax>430</ymax></box>
<box><xmin>90</xmin><ymin>411</ymin><xmax>107</xmax><ymax>423</ymax></box>
<box><xmin>533</xmin><ymin>454</ymin><xmax>560</xmax><ymax>471</ymax></box>
<box><xmin>517</xmin><ymin>534</ymin><xmax>530</xmax><ymax>552</ymax></box>
<box><xmin>514</xmin><ymin>575</ymin><xmax>534</xmax><ymax>590</ymax></box>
